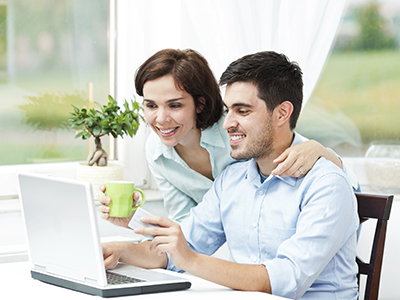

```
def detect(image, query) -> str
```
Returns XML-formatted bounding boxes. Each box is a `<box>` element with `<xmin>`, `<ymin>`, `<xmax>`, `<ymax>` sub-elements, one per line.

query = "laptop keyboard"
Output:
<box><xmin>106</xmin><ymin>271</ymin><xmax>146</xmax><ymax>285</ymax></box>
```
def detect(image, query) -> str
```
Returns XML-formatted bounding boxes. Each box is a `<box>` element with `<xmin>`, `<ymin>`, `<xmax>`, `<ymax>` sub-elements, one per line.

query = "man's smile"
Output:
<box><xmin>229</xmin><ymin>134</ymin><xmax>246</xmax><ymax>144</ymax></box>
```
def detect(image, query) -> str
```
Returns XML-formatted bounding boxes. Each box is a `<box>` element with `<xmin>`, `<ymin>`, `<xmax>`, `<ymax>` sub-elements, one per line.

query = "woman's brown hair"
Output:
<box><xmin>135</xmin><ymin>49</ymin><xmax>223</xmax><ymax>130</ymax></box>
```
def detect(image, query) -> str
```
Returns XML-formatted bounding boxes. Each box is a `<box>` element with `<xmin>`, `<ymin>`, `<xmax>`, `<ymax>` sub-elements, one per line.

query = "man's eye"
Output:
<box><xmin>238</xmin><ymin>110</ymin><xmax>249</xmax><ymax>114</ymax></box>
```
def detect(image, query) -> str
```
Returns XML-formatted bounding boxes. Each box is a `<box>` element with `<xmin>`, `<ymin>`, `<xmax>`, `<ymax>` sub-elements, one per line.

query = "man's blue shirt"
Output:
<box><xmin>167</xmin><ymin>132</ymin><xmax>359</xmax><ymax>299</ymax></box>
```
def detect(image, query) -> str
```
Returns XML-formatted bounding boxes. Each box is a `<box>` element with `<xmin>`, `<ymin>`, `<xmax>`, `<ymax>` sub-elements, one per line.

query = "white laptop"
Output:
<box><xmin>17</xmin><ymin>172</ymin><xmax>191</xmax><ymax>297</ymax></box>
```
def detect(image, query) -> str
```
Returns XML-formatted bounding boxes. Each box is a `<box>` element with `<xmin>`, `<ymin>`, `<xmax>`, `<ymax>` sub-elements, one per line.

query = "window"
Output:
<box><xmin>0</xmin><ymin>1</ymin><xmax>110</xmax><ymax>166</ymax></box>
<box><xmin>0</xmin><ymin>0</ymin><xmax>114</xmax><ymax>263</ymax></box>
<box><xmin>0</xmin><ymin>0</ymin><xmax>110</xmax><ymax>197</ymax></box>
<box><xmin>297</xmin><ymin>0</ymin><xmax>400</xmax><ymax>158</ymax></box>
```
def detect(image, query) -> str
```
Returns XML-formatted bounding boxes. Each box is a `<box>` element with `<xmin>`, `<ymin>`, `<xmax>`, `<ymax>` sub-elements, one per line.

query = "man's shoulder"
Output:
<box><xmin>303</xmin><ymin>157</ymin><xmax>353</xmax><ymax>192</ymax></box>
<box><xmin>311</xmin><ymin>157</ymin><xmax>344</xmax><ymax>176</ymax></box>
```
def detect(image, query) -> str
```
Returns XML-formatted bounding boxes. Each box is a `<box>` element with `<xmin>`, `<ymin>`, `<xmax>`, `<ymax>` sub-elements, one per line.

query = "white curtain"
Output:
<box><xmin>115</xmin><ymin>0</ymin><xmax>346</xmax><ymax>186</ymax></box>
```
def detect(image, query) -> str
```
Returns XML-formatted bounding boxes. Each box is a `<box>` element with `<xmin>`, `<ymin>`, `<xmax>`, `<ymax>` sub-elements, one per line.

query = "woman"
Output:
<box><xmin>99</xmin><ymin>49</ymin><xmax>358</xmax><ymax>224</ymax></box>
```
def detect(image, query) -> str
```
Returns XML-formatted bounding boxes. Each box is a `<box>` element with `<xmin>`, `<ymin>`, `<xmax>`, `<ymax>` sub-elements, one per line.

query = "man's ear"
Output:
<box><xmin>196</xmin><ymin>97</ymin><xmax>206</xmax><ymax>114</ymax></box>
<box><xmin>275</xmin><ymin>101</ymin><xmax>293</xmax><ymax>127</ymax></box>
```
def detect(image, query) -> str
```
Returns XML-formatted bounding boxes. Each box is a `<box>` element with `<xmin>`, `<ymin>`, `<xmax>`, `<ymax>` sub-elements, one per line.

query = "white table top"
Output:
<box><xmin>1</xmin><ymin>261</ymin><xmax>286</xmax><ymax>300</ymax></box>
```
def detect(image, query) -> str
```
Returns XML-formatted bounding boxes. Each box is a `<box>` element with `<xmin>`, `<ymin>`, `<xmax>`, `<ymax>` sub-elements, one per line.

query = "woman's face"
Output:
<box><xmin>143</xmin><ymin>74</ymin><xmax>200</xmax><ymax>147</ymax></box>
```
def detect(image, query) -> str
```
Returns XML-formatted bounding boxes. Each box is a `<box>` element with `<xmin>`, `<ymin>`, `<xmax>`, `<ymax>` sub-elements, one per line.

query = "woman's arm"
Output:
<box><xmin>271</xmin><ymin>140</ymin><xmax>343</xmax><ymax>177</ymax></box>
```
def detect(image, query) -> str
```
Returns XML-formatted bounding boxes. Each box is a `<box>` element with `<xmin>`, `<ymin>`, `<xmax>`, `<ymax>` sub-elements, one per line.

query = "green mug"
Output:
<box><xmin>105</xmin><ymin>181</ymin><xmax>146</xmax><ymax>217</ymax></box>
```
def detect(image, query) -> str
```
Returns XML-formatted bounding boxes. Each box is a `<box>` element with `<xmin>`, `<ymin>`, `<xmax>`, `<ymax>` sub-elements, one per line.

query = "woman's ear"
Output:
<box><xmin>196</xmin><ymin>97</ymin><xmax>206</xmax><ymax>114</ymax></box>
<box><xmin>275</xmin><ymin>101</ymin><xmax>294</xmax><ymax>127</ymax></box>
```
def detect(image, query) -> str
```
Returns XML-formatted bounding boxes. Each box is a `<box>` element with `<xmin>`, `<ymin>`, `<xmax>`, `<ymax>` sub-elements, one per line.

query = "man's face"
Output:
<box><xmin>223</xmin><ymin>82</ymin><xmax>275</xmax><ymax>161</ymax></box>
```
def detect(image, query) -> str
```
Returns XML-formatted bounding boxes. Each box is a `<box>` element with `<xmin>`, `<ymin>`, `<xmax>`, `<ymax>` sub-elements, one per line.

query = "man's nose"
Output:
<box><xmin>222</xmin><ymin>111</ymin><xmax>238</xmax><ymax>131</ymax></box>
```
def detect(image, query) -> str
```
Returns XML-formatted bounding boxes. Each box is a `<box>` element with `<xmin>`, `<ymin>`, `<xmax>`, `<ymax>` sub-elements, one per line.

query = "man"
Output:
<box><xmin>102</xmin><ymin>51</ymin><xmax>359</xmax><ymax>299</ymax></box>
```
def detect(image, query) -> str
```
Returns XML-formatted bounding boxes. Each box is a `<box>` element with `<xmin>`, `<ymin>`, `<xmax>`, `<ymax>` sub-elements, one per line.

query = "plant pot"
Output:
<box><xmin>76</xmin><ymin>161</ymin><xmax>124</xmax><ymax>200</ymax></box>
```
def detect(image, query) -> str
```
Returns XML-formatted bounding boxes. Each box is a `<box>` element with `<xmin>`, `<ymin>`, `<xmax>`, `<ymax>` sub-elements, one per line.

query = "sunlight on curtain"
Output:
<box><xmin>115</xmin><ymin>0</ymin><xmax>346</xmax><ymax>186</ymax></box>
<box><xmin>181</xmin><ymin>0</ymin><xmax>346</xmax><ymax>107</ymax></box>
<box><xmin>116</xmin><ymin>0</ymin><xmax>345</xmax><ymax>105</ymax></box>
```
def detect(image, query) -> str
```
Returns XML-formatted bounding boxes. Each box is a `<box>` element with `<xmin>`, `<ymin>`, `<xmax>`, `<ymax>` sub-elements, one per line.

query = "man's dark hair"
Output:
<box><xmin>219</xmin><ymin>51</ymin><xmax>303</xmax><ymax>129</ymax></box>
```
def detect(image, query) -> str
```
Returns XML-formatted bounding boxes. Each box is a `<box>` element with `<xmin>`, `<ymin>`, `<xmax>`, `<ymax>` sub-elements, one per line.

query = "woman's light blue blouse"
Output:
<box><xmin>145</xmin><ymin>118</ymin><xmax>235</xmax><ymax>222</ymax></box>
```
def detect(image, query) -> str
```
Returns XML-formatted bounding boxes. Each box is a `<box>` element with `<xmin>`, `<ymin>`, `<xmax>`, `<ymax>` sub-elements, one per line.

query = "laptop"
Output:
<box><xmin>17</xmin><ymin>172</ymin><xmax>191</xmax><ymax>297</ymax></box>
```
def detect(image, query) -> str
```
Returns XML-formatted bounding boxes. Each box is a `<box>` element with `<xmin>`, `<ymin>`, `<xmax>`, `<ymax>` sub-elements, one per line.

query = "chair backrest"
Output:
<box><xmin>355</xmin><ymin>192</ymin><xmax>394</xmax><ymax>300</ymax></box>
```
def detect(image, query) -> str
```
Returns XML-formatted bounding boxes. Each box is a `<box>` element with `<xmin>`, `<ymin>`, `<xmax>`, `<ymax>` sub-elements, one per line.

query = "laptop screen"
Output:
<box><xmin>18</xmin><ymin>173</ymin><xmax>107</xmax><ymax>286</ymax></box>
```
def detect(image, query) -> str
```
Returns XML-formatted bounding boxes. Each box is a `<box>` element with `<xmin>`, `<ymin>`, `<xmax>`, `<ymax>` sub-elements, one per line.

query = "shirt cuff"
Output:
<box><xmin>166</xmin><ymin>252</ymin><xmax>185</xmax><ymax>273</ymax></box>
<box><xmin>264</xmin><ymin>260</ymin><xmax>297</xmax><ymax>299</ymax></box>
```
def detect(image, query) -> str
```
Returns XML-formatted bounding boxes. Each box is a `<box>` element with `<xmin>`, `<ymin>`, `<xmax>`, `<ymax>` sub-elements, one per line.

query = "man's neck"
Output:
<box><xmin>256</xmin><ymin>131</ymin><xmax>295</xmax><ymax>176</ymax></box>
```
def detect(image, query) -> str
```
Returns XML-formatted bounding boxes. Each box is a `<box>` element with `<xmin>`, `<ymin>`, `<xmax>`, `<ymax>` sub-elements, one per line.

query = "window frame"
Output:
<box><xmin>0</xmin><ymin>0</ymin><xmax>122</xmax><ymax>200</ymax></box>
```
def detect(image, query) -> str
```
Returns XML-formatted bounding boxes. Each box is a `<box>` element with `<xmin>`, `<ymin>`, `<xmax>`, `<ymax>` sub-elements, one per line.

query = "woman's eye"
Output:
<box><xmin>145</xmin><ymin>103</ymin><xmax>156</xmax><ymax>109</ymax></box>
<box><xmin>170</xmin><ymin>103</ymin><xmax>182</xmax><ymax>108</ymax></box>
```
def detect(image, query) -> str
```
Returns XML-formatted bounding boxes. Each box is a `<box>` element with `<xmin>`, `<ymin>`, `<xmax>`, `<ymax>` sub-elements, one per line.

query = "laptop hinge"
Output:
<box><xmin>33</xmin><ymin>264</ymin><xmax>47</xmax><ymax>273</ymax></box>
<box><xmin>84</xmin><ymin>277</ymin><xmax>99</xmax><ymax>286</ymax></box>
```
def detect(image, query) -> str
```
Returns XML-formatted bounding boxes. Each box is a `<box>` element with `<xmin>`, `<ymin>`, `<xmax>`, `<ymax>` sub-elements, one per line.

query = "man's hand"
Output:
<box><xmin>98</xmin><ymin>184</ymin><xmax>140</xmax><ymax>228</ymax></box>
<box><xmin>102</xmin><ymin>242</ymin><xmax>128</xmax><ymax>269</ymax></box>
<box><xmin>106</xmin><ymin>217</ymin><xmax>271</xmax><ymax>293</ymax></box>
<box><xmin>133</xmin><ymin>216</ymin><xmax>196</xmax><ymax>271</ymax></box>
<box><xmin>102</xmin><ymin>240</ymin><xmax>168</xmax><ymax>270</ymax></box>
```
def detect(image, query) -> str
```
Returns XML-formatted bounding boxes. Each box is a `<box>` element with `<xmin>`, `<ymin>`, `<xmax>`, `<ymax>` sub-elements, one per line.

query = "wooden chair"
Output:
<box><xmin>355</xmin><ymin>192</ymin><xmax>394</xmax><ymax>300</ymax></box>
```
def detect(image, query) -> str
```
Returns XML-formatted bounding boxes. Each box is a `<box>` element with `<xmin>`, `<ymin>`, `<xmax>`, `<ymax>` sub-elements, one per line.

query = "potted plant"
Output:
<box><xmin>68</xmin><ymin>95</ymin><xmax>144</xmax><ymax>199</ymax></box>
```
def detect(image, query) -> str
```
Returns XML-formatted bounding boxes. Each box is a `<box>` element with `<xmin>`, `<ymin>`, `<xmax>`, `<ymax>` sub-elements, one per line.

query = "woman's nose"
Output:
<box><xmin>156</xmin><ymin>108</ymin><xmax>170</xmax><ymax>124</ymax></box>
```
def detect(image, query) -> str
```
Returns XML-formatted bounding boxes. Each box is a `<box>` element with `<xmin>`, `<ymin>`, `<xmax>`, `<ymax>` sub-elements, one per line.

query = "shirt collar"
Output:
<box><xmin>200</xmin><ymin>121</ymin><xmax>227</xmax><ymax>148</ymax></box>
<box><xmin>151</xmin><ymin>132</ymin><xmax>173</xmax><ymax>160</ymax></box>
<box><xmin>245</xmin><ymin>131</ymin><xmax>305</xmax><ymax>187</ymax></box>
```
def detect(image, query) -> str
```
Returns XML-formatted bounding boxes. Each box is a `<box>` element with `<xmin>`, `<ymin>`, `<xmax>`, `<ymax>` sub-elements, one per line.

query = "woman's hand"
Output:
<box><xmin>271</xmin><ymin>140</ymin><xmax>341</xmax><ymax>178</ymax></box>
<box><xmin>98</xmin><ymin>184</ymin><xmax>139</xmax><ymax>228</ymax></box>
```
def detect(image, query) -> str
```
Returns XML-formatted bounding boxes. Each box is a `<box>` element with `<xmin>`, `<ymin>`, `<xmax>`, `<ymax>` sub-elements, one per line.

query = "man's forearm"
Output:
<box><xmin>184</xmin><ymin>253</ymin><xmax>271</xmax><ymax>293</ymax></box>
<box><xmin>119</xmin><ymin>241</ymin><xmax>168</xmax><ymax>269</ymax></box>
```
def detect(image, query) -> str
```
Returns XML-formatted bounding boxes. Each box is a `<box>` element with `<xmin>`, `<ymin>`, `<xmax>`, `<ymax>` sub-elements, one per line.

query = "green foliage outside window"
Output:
<box><xmin>353</xmin><ymin>2</ymin><xmax>397</xmax><ymax>51</ymax></box>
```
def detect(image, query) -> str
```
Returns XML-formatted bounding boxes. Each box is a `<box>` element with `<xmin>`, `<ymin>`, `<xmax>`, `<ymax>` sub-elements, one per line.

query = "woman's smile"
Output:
<box><xmin>143</xmin><ymin>75</ymin><xmax>200</xmax><ymax>148</ymax></box>
<box><xmin>157</xmin><ymin>126</ymin><xmax>179</xmax><ymax>137</ymax></box>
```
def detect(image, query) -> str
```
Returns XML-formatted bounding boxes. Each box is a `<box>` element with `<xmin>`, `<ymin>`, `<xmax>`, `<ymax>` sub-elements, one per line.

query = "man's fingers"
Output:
<box><xmin>134</xmin><ymin>225</ymin><xmax>167</xmax><ymax>237</ymax></box>
<box><xmin>142</xmin><ymin>216</ymin><xmax>175</xmax><ymax>227</ymax></box>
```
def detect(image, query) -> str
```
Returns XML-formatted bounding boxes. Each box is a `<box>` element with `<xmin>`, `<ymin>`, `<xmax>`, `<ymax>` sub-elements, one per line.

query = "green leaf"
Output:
<box><xmin>92</xmin><ymin>126</ymin><xmax>101</xmax><ymax>137</ymax></box>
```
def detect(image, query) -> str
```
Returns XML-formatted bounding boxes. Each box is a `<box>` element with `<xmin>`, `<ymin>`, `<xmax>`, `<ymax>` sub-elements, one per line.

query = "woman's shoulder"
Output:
<box><xmin>145</xmin><ymin>131</ymin><xmax>164</xmax><ymax>161</ymax></box>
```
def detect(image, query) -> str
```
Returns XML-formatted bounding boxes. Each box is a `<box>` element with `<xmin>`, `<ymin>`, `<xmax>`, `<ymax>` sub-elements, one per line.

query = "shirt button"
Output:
<box><xmin>253</xmin><ymin>223</ymin><xmax>257</xmax><ymax>228</ymax></box>
<box><xmin>253</xmin><ymin>257</ymin><xmax>257</xmax><ymax>262</ymax></box>
<box><xmin>259</xmin><ymin>190</ymin><xmax>263</xmax><ymax>195</ymax></box>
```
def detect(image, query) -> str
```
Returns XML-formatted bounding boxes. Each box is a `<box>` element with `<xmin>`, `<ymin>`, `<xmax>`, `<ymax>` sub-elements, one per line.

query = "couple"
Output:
<box><xmin>100</xmin><ymin>50</ymin><xmax>359</xmax><ymax>299</ymax></box>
